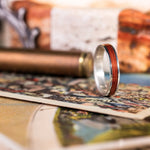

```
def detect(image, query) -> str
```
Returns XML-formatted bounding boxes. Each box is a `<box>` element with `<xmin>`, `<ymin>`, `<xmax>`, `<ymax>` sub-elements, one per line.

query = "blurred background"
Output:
<box><xmin>0</xmin><ymin>0</ymin><xmax>150</xmax><ymax>74</ymax></box>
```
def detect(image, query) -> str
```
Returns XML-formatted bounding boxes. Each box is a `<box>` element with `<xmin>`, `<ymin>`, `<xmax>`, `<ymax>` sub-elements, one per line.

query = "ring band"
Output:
<box><xmin>94</xmin><ymin>44</ymin><xmax>120</xmax><ymax>96</ymax></box>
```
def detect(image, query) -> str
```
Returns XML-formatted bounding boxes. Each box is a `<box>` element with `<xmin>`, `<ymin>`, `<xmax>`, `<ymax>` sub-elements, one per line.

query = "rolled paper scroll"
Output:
<box><xmin>0</xmin><ymin>47</ymin><xmax>93</xmax><ymax>77</ymax></box>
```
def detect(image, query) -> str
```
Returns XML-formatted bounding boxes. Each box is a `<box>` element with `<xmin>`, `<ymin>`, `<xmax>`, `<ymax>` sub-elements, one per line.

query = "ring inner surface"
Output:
<box><xmin>94</xmin><ymin>46</ymin><xmax>111</xmax><ymax>96</ymax></box>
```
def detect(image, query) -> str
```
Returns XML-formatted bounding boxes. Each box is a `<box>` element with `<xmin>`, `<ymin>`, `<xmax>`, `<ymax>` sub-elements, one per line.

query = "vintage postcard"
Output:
<box><xmin>0</xmin><ymin>97</ymin><xmax>150</xmax><ymax>150</ymax></box>
<box><xmin>28</xmin><ymin>105</ymin><xmax>150</xmax><ymax>150</ymax></box>
<box><xmin>0</xmin><ymin>73</ymin><xmax>149</xmax><ymax>119</ymax></box>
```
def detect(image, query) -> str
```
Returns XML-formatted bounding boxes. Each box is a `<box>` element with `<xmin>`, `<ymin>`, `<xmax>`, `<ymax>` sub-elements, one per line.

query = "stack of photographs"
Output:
<box><xmin>0</xmin><ymin>73</ymin><xmax>149</xmax><ymax>150</ymax></box>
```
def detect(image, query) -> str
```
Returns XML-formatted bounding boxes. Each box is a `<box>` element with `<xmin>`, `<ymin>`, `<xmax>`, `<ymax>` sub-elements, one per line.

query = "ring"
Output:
<box><xmin>94</xmin><ymin>44</ymin><xmax>120</xmax><ymax>96</ymax></box>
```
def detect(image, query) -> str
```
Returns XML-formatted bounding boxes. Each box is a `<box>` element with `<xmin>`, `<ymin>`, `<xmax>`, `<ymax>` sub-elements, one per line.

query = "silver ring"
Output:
<box><xmin>94</xmin><ymin>44</ymin><xmax>120</xmax><ymax>96</ymax></box>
